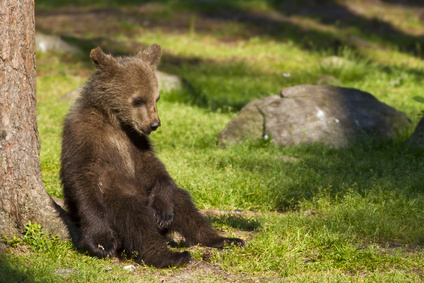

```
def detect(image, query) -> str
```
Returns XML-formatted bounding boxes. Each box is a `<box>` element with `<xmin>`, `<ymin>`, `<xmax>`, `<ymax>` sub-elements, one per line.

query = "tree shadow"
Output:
<box><xmin>51</xmin><ymin>198</ymin><xmax>81</xmax><ymax>247</ymax></box>
<box><xmin>381</xmin><ymin>0</ymin><xmax>424</xmax><ymax>6</ymax></box>
<box><xmin>35</xmin><ymin>0</ymin><xmax>424</xmax><ymax>57</ymax></box>
<box><xmin>36</xmin><ymin>32</ymin><xmax>305</xmax><ymax>112</ymax></box>
<box><xmin>36</xmin><ymin>33</ymin><xmax>424</xmax><ymax>114</ymax></box>
<box><xmin>206</xmin><ymin>212</ymin><xmax>261</xmax><ymax>232</ymax></box>
<box><xmin>0</xmin><ymin>255</ymin><xmax>37</xmax><ymax>282</ymax></box>
<box><xmin>33</xmin><ymin>0</ymin><xmax>424</xmax><ymax>113</ymax></box>
<box><xmin>190</xmin><ymin>0</ymin><xmax>424</xmax><ymax>57</ymax></box>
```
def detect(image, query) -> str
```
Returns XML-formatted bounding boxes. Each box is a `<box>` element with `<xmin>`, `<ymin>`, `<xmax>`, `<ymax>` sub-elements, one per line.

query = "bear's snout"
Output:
<box><xmin>150</xmin><ymin>121</ymin><xmax>161</xmax><ymax>132</ymax></box>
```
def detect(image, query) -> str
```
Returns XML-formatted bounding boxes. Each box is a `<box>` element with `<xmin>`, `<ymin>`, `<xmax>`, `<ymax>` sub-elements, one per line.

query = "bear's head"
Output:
<box><xmin>89</xmin><ymin>44</ymin><xmax>162</xmax><ymax>136</ymax></box>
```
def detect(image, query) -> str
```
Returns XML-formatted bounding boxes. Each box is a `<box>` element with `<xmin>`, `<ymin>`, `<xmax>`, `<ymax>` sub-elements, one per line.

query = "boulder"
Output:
<box><xmin>36</xmin><ymin>32</ymin><xmax>82</xmax><ymax>54</ymax></box>
<box><xmin>155</xmin><ymin>71</ymin><xmax>184</xmax><ymax>94</ymax></box>
<box><xmin>402</xmin><ymin>117</ymin><xmax>424</xmax><ymax>149</ymax></box>
<box><xmin>218</xmin><ymin>85</ymin><xmax>413</xmax><ymax>147</ymax></box>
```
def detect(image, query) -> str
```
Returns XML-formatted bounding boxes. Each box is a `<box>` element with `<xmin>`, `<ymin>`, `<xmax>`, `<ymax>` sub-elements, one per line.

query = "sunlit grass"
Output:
<box><xmin>3</xmin><ymin>0</ymin><xmax>424</xmax><ymax>281</ymax></box>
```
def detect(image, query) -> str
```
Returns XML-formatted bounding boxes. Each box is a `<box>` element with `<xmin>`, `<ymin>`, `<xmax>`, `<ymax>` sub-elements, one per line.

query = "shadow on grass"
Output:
<box><xmin>48</xmin><ymin>34</ymin><xmax>424</xmax><ymax>114</ymax></box>
<box><xmin>40</xmin><ymin>34</ymin><xmax>304</xmax><ymax>112</ymax></box>
<box><xmin>36</xmin><ymin>0</ymin><xmax>424</xmax><ymax>58</ymax></box>
<box><xmin>0</xmin><ymin>254</ymin><xmax>37</xmax><ymax>282</ymax></box>
<box><xmin>34</xmin><ymin>0</ymin><xmax>424</xmax><ymax>113</ymax></box>
<box><xmin>207</xmin><ymin>213</ymin><xmax>261</xmax><ymax>232</ymax></box>
<box><xmin>381</xmin><ymin>0</ymin><xmax>424</xmax><ymax>6</ymax></box>
<box><xmin>186</xmin><ymin>0</ymin><xmax>424</xmax><ymax>58</ymax></box>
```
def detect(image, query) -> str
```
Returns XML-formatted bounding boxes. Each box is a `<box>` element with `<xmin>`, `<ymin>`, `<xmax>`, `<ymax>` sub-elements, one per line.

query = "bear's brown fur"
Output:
<box><xmin>60</xmin><ymin>44</ymin><xmax>244</xmax><ymax>268</ymax></box>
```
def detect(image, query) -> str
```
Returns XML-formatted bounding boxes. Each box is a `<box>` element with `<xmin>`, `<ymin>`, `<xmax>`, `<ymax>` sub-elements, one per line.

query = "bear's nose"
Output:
<box><xmin>150</xmin><ymin>122</ymin><xmax>161</xmax><ymax>131</ymax></box>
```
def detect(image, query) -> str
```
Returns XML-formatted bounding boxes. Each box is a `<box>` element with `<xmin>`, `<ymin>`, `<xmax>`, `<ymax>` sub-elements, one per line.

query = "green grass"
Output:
<box><xmin>2</xmin><ymin>0</ymin><xmax>424</xmax><ymax>282</ymax></box>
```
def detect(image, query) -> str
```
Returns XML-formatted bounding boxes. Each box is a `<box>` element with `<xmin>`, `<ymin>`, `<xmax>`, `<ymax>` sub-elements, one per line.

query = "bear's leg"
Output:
<box><xmin>106</xmin><ymin>193</ymin><xmax>191</xmax><ymax>268</ymax></box>
<box><xmin>64</xmin><ymin>185</ymin><xmax>119</xmax><ymax>259</ymax></box>
<box><xmin>166</xmin><ymin>188</ymin><xmax>245</xmax><ymax>248</ymax></box>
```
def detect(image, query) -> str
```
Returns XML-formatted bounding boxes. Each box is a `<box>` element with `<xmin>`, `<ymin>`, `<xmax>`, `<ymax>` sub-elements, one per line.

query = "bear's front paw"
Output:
<box><xmin>80</xmin><ymin>228</ymin><xmax>118</xmax><ymax>259</ymax></box>
<box><xmin>150</xmin><ymin>198</ymin><xmax>175</xmax><ymax>228</ymax></box>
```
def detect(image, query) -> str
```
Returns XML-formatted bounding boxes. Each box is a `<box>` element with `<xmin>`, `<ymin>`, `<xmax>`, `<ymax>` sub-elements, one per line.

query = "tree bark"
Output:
<box><xmin>0</xmin><ymin>0</ymin><xmax>71</xmax><ymax>241</ymax></box>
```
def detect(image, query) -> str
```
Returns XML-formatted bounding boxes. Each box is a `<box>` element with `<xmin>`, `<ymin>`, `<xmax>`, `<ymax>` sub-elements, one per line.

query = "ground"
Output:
<box><xmin>4</xmin><ymin>0</ymin><xmax>423</xmax><ymax>281</ymax></box>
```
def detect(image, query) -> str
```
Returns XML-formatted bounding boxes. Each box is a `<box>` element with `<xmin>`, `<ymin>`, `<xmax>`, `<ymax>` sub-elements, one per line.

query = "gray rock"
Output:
<box><xmin>156</xmin><ymin>70</ymin><xmax>184</xmax><ymax>93</ymax></box>
<box><xmin>218</xmin><ymin>85</ymin><xmax>413</xmax><ymax>147</ymax></box>
<box><xmin>402</xmin><ymin>117</ymin><xmax>424</xmax><ymax>149</ymax></box>
<box><xmin>35</xmin><ymin>32</ymin><xmax>82</xmax><ymax>54</ymax></box>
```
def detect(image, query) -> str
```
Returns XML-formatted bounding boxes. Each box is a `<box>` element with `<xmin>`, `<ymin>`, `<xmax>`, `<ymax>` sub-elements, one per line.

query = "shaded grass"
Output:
<box><xmin>0</xmin><ymin>228</ymin><xmax>145</xmax><ymax>282</ymax></box>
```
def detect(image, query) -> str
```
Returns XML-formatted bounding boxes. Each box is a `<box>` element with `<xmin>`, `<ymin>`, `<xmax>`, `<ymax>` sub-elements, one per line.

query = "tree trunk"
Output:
<box><xmin>0</xmin><ymin>0</ymin><xmax>71</xmax><ymax>243</ymax></box>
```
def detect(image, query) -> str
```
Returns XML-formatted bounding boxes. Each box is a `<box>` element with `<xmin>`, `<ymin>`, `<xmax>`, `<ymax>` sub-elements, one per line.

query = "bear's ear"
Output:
<box><xmin>138</xmin><ymin>43</ymin><xmax>161</xmax><ymax>68</ymax></box>
<box><xmin>90</xmin><ymin>47</ymin><xmax>117</xmax><ymax>71</ymax></box>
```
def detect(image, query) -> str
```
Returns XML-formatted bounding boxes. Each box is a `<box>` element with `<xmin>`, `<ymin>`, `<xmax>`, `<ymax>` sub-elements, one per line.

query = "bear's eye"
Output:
<box><xmin>132</xmin><ymin>98</ymin><xmax>144</xmax><ymax>107</ymax></box>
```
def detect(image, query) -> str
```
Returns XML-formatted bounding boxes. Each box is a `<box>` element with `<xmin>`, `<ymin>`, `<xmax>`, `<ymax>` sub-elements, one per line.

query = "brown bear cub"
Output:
<box><xmin>60</xmin><ymin>44</ymin><xmax>244</xmax><ymax>268</ymax></box>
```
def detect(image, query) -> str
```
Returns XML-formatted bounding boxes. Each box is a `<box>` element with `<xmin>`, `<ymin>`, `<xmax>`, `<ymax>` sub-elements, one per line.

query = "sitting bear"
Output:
<box><xmin>60</xmin><ymin>44</ymin><xmax>244</xmax><ymax>268</ymax></box>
